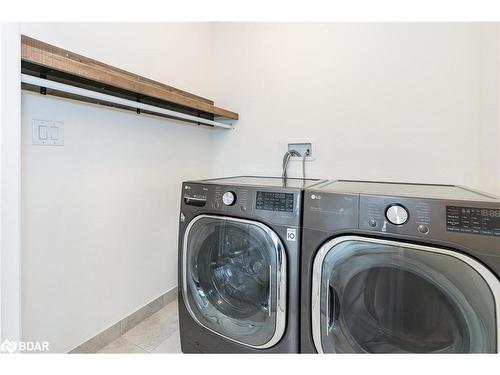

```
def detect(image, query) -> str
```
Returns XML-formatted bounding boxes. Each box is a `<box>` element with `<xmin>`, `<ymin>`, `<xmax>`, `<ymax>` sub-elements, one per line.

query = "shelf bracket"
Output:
<box><xmin>136</xmin><ymin>94</ymin><xmax>141</xmax><ymax>114</ymax></box>
<box><xmin>39</xmin><ymin>72</ymin><xmax>47</xmax><ymax>95</ymax></box>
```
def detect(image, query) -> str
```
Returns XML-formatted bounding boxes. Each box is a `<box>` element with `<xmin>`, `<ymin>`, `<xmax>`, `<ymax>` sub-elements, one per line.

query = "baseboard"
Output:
<box><xmin>69</xmin><ymin>286</ymin><xmax>178</xmax><ymax>353</ymax></box>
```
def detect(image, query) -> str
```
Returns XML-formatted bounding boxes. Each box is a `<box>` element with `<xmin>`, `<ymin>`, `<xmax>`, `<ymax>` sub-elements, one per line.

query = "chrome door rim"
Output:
<box><xmin>311</xmin><ymin>235</ymin><xmax>500</xmax><ymax>353</ymax></box>
<box><xmin>182</xmin><ymin>214</ymin><xmax>287</xmax><ymax>349</ymax></box>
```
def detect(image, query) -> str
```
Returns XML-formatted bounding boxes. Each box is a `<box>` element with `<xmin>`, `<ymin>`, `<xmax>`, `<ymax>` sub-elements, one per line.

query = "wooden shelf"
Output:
<box><xmin>21</xmin><ymin>35</ymin><xmax>238</xmax><ymax>122</ymax></box>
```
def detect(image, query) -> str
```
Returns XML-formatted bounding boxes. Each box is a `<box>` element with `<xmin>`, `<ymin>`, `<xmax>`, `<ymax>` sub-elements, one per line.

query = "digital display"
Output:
<box><xmin>256</xmin><ymin>192</ymin><xmax>294</xmax><ymax>212</ymax></box>
<box><xmin>446</xmin><ymin>206</ymin><xmax>500</xmax><ymax>236</ymax></box>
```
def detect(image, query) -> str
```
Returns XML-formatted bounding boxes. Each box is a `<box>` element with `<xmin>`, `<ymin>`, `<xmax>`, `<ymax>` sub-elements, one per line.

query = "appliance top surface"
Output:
<box><xmin>196</xmin><ymin>176</ymin><xmax>324</xmax><ymax>189</ymax></box>
<box><xmin>313</xmin><ymin>180</ymin><xmax>498</xmax><ymax>202</ymax></box>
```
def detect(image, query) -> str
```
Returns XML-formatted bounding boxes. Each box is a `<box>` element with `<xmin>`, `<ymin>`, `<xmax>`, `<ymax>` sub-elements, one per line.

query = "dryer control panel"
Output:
<box><xmin>356</xmin><ymin>194</ymin><xmax>500</xmax><ymax>252</ymax></box>
<box><xmin>304</xmin><ymin>190</ymin><xmax>500</xmax><ymax>256</ymax></box>
<box><xmin>446</xmin><ymin>206</ymin><xmax>500</xmax><ymax>236</ymax></box>
<box><xmin>359</xmin><ymin>195</ymin><xmax>433</xmax><ymax>237</ymax></box>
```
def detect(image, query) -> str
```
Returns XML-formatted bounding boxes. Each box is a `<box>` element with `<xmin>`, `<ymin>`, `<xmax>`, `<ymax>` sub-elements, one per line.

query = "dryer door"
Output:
<box><xmin>312</xmin><ymin>236</ymin><xmax>500</xmax><ymax>353</ymax></box>
<box><xmin>182</xmin><ymin>215</ymin><xmax>287</xmax><ymax>349</ymax></box>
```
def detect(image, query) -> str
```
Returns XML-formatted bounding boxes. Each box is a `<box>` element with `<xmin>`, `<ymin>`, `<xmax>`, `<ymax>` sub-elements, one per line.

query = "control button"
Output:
<box><xmin>38</xmin><ymin>125</ymin><xmax>48</xmax><ymax>140</ymax></box>
<box><xmin>222</xmin><ymin>191</ymin><xmax>236</xmax><ymax>206</ymax></box>
<box><xmin>368</xmin><ymin>218</ymin><xmax>377</xmax><ymax>228</ymax></box>
<box><xmin>418</xmin><ymin>225</ymin><xmax>430</xmax><ymax>234</ymax></box>
<box><xmin>385</xmin><ymin>204</ymin><xmax>409</xmax><ymax>225</ymax></box>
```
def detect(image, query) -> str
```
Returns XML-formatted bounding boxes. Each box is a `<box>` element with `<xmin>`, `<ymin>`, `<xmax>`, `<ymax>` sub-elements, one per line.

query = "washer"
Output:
<box><xmin>301</xmin><ymin>180</ymin><xmax>500</xmax><ymax>353</ymax></box>
<box><xmin>178</xmin><ymin>176</ymin><xmax>324</xmax><ymax>353</ymax></box>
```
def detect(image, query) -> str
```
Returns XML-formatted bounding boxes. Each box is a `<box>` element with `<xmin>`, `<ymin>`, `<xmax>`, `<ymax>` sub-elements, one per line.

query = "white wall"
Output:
<box><xmin>212</xmin><ymin>23</ymin><xmax>500</xmax><ymax>194</ymax></box>
<box><xmin>20</xmin><ymin>23</ymin><xmax>214</xmax><ymax>352</ymax></box>
<box><xmin>479</xmin><ymin>24</ymin><xmax>500</xmax><ymax>195</ymax></box>
<box><xmin>0</xmin><ymin>23</ymin><xmax>21</xmax><ymax>344</ymax></box>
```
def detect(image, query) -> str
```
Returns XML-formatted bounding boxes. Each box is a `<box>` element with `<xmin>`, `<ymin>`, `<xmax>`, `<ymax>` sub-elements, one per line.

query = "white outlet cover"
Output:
<box><xmin>283</xmin><ymin>140</ymin><xmax>316</xmax><ymax>161</ymax></box>
<box><xmin>32</xmin><ymin>119</ymin><xmax>64</xmax><ymax>146</ymax></box>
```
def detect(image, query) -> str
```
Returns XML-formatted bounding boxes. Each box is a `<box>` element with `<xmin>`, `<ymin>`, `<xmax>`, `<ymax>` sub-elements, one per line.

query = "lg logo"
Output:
<box><xmin>286</xmin><ymin>228</ymin><xmax>297</xmax><ymax>242</ymax></box>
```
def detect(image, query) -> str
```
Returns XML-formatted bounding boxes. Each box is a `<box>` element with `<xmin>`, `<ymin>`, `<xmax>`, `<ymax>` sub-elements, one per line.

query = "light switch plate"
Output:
<box><xmin>32</xmin><ymin>120</ymin><xmax>64</xmax><ymax>146</ymax></box>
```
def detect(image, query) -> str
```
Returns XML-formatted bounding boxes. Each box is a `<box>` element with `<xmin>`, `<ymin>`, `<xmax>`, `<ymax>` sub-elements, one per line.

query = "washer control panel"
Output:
<box><xmin>181</xmin><ymin>182</ymin><xmax>301</xmax><ymax>226</ymax></box>
<box><xmin>256</xmin><ymin>191</ymin><xmax>294</xmax><ymax>212</ymax></box>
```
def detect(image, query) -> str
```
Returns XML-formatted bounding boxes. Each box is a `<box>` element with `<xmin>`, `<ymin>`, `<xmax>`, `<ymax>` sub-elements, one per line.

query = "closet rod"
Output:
<box><xmin>21</xmin><ymin>74</ymin><xmax>234</xmax><ymax>130</ymax></box>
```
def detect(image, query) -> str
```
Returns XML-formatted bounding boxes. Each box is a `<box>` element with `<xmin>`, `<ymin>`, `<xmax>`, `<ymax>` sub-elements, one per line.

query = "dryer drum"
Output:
<box><xmin>312</xmin><ymin>237</ymin><xmax>497</xmax><ymax>353</ymax></box>
<box><xmin>342</xmin><ymin>266</ymin><xmax>470</xmax><ymax>353</ymax></box>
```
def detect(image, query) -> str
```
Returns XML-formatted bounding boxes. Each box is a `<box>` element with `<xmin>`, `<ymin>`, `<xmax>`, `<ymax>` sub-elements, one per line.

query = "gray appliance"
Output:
<box><xmin>178</xmin><ymin>176</ymin><xmax>324</xmax><ymax>353</ymax></box>
<box><xmin>301</xmin><ymin>180</ymin><xmax>500</xmax><ymax>353</ymax></box>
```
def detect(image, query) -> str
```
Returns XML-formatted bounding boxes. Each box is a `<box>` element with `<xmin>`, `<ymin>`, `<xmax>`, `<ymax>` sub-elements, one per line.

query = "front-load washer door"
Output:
<box><xmin>182</xmin><ymin>215</ymin><xmax>287</xmax><ymax>349</ymax></box>
<box><xmin>312</xmin><ymin>236</ymin><xmax>500</xmax><ymax>353</ymax></box>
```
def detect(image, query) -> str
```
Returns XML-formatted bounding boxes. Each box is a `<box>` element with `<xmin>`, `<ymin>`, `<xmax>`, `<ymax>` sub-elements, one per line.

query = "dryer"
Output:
<box><xmin>301</xmin><ymin>180</ymin><xmax>500</xmax><ymax>353</ymax></box>
<box><xmin>178</xmin><ymin>176</ymin><xmax>324</xmax><ymax>353</ymax></box>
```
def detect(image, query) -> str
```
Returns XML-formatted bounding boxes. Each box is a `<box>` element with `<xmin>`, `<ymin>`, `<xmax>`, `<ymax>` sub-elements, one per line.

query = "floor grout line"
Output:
<box><xmin>148</xmin><ymin>329</ymin><xmax>180</xmax><ymax>353</ymax></box>
<box><xmin>71</xmin><ymin>289</ymin><xmax>177</xmax><ymax>354</ymax></box>
<box><xmin>148</xmin><ymin>339</ymin><xmax>164</xmax><ymax>353</ymax></box>
<box><xmin>99</xmin><ymin>300</ymin><xmax>180</xmax><ymax>354</ymax></box>
<box><xmin>126</xmin><ymin>338</ymin><xmax>148</xmax><ymax>354</ymax></box>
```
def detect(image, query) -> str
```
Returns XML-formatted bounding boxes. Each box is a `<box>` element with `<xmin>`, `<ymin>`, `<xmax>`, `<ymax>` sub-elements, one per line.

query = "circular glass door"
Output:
<box><xmin>312</xmin><ymin>236</ymin><xmax>499</xmax><ymax>353</ymax></box>
<box><xmin>182</xmin><ymin>215</ymin><xmax>286</xmax><ymax>349</ymax></box>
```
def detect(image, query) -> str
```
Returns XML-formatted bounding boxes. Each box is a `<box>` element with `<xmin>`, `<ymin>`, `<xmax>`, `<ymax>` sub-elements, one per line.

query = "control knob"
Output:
<box><xmin>222</xmin><ymin>191</ymin><xmax>236</xmax><ymax>206</ymax></box>
<box><xmin>385</xmin><ymin>204</ymin><xmax>409</xmax><ymax>225</ymax></box>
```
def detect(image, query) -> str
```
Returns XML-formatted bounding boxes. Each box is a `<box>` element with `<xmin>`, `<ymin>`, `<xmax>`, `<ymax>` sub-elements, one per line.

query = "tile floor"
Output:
<box><xmin>98</xmin><ymin>299</ymin><xmax>181</xmax><ymax>354</ymax></box>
